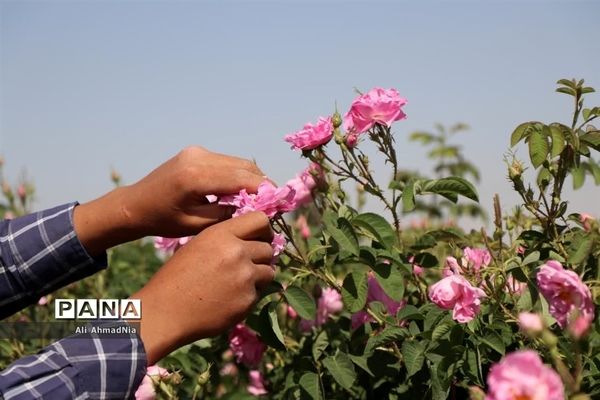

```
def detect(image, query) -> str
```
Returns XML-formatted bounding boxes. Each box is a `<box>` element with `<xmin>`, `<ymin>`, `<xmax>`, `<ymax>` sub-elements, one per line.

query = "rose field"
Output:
<box><xmin>1</xmin><ymin>79</ymin><xmax>599</xmax><ymax>400</ymax></box>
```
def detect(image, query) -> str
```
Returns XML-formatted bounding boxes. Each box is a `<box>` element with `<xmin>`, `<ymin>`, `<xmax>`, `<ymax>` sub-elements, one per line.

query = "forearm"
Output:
<box><xmin>72</xmin><ymin>186</ymin><xmax>146</xmax><ymax>256</ymax></box>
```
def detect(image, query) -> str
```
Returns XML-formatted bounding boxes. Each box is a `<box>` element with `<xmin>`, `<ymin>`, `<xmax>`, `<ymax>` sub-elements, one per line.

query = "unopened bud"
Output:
<box><xmin>509</xmin><ymin>160</ymin><xmax>524</xmax><ymax>180</ymax></box>
<box><xmin>468</xmin><ymin>386</ymin><xmax>486</xmax><ymax>400</ymax></box>
<box><xmin>197</xmin><ymin>365</ymin><xmax>212</xmax><ymax>386</ymax></box>
<box><xmin>332</xmin><ymin>111</ymin><xmax>343</xmax><ymax>129</ymax></box>
<box><xmin>110</xmin><ymin>169</ymin><xmax>121</xmax><ymax>185</ymax></box>
<box><xmin>345</xmin><ymin>132</ymin><xmax>359</xmax><ymax>148</ymax></box>
<box><xmin>17</xmin><ymin>185</ymin><xmax>26</xmax><ymax>201</ymax></box>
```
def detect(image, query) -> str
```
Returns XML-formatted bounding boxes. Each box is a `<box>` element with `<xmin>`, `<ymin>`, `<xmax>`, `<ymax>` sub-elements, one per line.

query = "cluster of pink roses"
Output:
<box><xmin>429</xmin><ymin>247</ymin><xmax>491</xmax><ymax>323</ymax></box>
<box><xmin>284</xmin><ymin>87</ymin><xmax>407</xmax><ymax>151</ymax></box>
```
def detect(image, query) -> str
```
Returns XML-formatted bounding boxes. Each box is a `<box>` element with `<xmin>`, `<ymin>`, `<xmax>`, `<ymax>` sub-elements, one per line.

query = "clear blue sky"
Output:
<box><xmin>1</xmin><ymin>0</ymin><xmax>599</xmax><ymax>226</ymax></box>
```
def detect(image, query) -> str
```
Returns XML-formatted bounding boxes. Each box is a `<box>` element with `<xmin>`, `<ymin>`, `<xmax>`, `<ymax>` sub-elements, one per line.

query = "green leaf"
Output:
<box><xmin>322</xmin><ymin>352</ymin><xmax>356</xmax><ymax>391</ymax></box>
<box><xmin>348</xmin><ymin>354</ymin><xmax>375</xmax><ymax>377</ymax></box>
<box><xmin>569</xmin><ymin>235</ymin><xmax>594</xmax><ymax>265</ymax></box>
<box><xmin>396</xmin><ymin>305</ymin><xmax>424</xmax><ymax>321</ymax></box>
<box><xmin>401</xmin><ymin>340</ymin><xmax>425</xmax><ymax>377</ymax></box>
<box><xmin>421</xmin><ymin>176</ymin><xmax>479</xmax><ymax>202</ymax></box>
<box><xmin>481</xmin><ymin>332</ymin><xmax>505</xmax><ymax>355</ymax></box>
<box><xmin>550</xmin><ymin>125</ymin><xmax>566</xmax><ymax>157</ymax></box>
<box><xmin>246</xmin><ymin>303</ymin><xmax>286</xmax><ymax>350</ymax></box>
<box><xmin>572</xmin><ymin>165</ymin><xmax>586</xmax><ymax>189</ymax></box>
<box><xmin>312</xmin><ymin>330</ymin><xmax>329</xmax><ymax>361</ymax></box>
<box><xmin>432</xmin><ymin>320</ymin><xmax>454</xmax><ymax>341</ymax></box>
<box><xmin>557</xmin><ymin>87</ymin><xmax>577</xmax><ymax>97</ymax></box>
<box><xmin>528</xmin><ymin>129</ymin><xmax>549</xmax><ymax>168</ymax></box>
<box><xmin>402</xmin><ymin>180</ymin><xmax>416</xmax><ymax>212</ymax></box>
<box><xmin>341</xmin><ymin>272</ymin><xmax>368</xmax><ymax>313</ymax></box>
<box><xmin>353</xmin><ymin>212</ymin><xmax>397</xmax><ymax>249</ymax></box>
<box><xmin>511</xmin><ymin>122</ymin><xmax>534</xmax><ymax>147</ymax></box>
<box><xmin>326</xmin><ymin>220</ymin><xmax>359</xmax><ymax>257</ymax></box>
<box><xmin>521</xmin><ymin>250</ymin><xmax>540</xmax><ymax>266</ymax></box>
<box><xmin>365</xmin><ymin>326</ymin><xmax>405</xmax><ymax>353</ymax></box>
<box><xmin>284</xmin><ymin>286</ymin><xmax>316</xmax><ymax>320</ymax></box>
<box><xmin>580</xmin><ymin>131</ymin><xmax>600</xmax><ymax>151</ymax></box>
<box><xmin>412</xmin><ymin>252</ymin><xmax>438</xmax><ymax>268</ymax></box>
<box><xmin>299</xmin><ymin>372</ymin><xmax>322</xmax><ymax>400</ymax></box>
<box><xmin>372</xmin><ymin>262</ymin><xmax>404</xmax><ymax>301</ymax></box>
<box><xmin>557</xmin><ymin>78</ymin><xmax>577</xmax><ymax>89</ymax></box>
<box><xmin>587</xmin><ymin>158</ymin><xmax>600</xmax><ymax>184</ymax></box>
<box><xmin>409</xmin><ymin>131</ymin><xmax>437</xmax><ymax>144</ymax></box>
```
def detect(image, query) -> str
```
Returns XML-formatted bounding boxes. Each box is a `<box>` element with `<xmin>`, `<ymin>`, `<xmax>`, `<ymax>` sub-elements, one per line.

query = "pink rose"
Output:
<box><xmin>153</xmin><ymin>236</ymin><xmax>192</xmax><ymax>253</ymax></box>
<box><xmin>343</xmin><ymin>87</ymin><xmax>407</xmax><ymax>134</ymax></box>
<box><xmin>462</xmin><ymin>247</ymin><xmax>491</xmax><ymax>273</ymax></box>
<box><xmin>284</xmin><ymin>117</ymin><xmax>334</xmax><ymax>151</ymax></box>
<box><xmin>536</xmin><ymin>260</ymin><xmax>594</xmax><ymax>328</ymax></box>
<box><xmin>301</xmin><ymin>287</ymin><xmax>344</xmax><ymax>330</ymax></box>
<box><xmin>428</xmin><ymin>275</ymin><xmax>486</xmax><ymax>323</ymax></box>
<box><xmin>134</xmin><ymin>365</ymin><xmax>171</xmax><ymax>400</ymax></box>
<box><xmin>229</xmin><ymin>324</ymin><xmax>266</xmax><ymax>367</ymax></box>
<box><xmin>219</xmin><ymin>180</ymin><xmax>296</xmax><ymax>218</ymax></box>
<box><xmin>351</xmin><ymin>273</ymin><xmax>406</xmax><ymax>329</ymax></box>
<box><xmin>485</xmin><ymin>350</ymin><xmax>564</xmax><ymax>400</ymax></box>
<box><xmin>295</xmin><ymin>215</ymin><xmax>311</xmax><ymax>239</ymax></box>
<box><xmin>569</xmin><ymin>314</ymin><xmax>592</xmax><ymax>339</ymax></box>
<box><xmin>442</xmin><ymin>256</ymin><xmax>463</xmax><ymax>277</ymax></box>
<box><xmin>37</xmin><ymin>296</ymin><xmax>48</xmax><ymax>306</ymax></box>
<box><xmin>247</xmin><ymin>370</ymin><xmax>268</xmax><ymax>396</ymax></box>
<box><xmin>580</xmin><ymin>213</ymin><xmax>594</xmax><ymax>231</ymax></box>
<box><xmin>345</xmin><ymin>131</ymin><xmax>360</xmax><ymax>148</ymax></box>
<box><xmin>271</xmin><ymin>232</ymin><xmax>287</xmax><ymax>263</ymax></box>
<box><xmin>285</xmin><ymin>164</ymin><xmax>320</xmax><ymax>208</ymax></box>
<box><xmin>287</xmin><ymin>305</ymin><xmax>298</xmax><ymax>319</ymax></box>
<box><xmin>518</xmin><ymin>312</ymin><xmax>544</xmax><ymax>334</ymax></box>
<box><xmin>504</xmin><ymin>275</ymin><xmax>526</xmax><ymax>295</ymax></box>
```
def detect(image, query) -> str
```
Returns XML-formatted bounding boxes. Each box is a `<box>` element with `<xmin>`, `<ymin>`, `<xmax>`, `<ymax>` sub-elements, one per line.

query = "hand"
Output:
<box><xmin>130</xmin><ymin>212</ymin><xmax>275</xmax><ymax>365</ymax></box>
<box><xmin>74</xmin><ymin>146</ymin><xmax>266</xmax><ymax>255</ymax></box>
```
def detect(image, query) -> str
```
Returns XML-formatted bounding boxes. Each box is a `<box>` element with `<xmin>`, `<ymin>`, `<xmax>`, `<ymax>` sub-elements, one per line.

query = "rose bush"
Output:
<box><xmin>1</xmin><ymin>79</ymin><xmax>599</xmax><ymax>399</ymax></box>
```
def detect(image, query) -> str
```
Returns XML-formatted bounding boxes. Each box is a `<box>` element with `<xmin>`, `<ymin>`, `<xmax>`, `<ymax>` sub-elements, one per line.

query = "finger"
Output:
<box><xmin>246</xmin><ymin>241</ymin><xmax>274</xmax><ymax>264</ymax></box>
<box><xmin>209</xmin><ymin>151</ymin><xmax>266</xmax><ymax>176</ymax></box>
<box><xmin>182</xmin><ymin>204</ymin><xmax>235</xmax><ymax>230</ymax></box>
<box><xmin>199</xmin><ymin>168</ymin><xmax>266</xmax><ymax>196</ymax></box>
<box><xmin>217</xmin><ymin>211</ymin><xmax>273</xmax><ymax>241</ymax></box>
<box><xmin>254</xmin><ymin>263</ymin><xmax>276</xmax><ymax>291</ymax></box>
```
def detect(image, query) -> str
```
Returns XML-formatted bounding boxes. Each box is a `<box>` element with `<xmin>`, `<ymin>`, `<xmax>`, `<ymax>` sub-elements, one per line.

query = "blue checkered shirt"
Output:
<box><xmin>0</xmin><ymin>203</ymin><xmax>147</xmax><ymax>399</ymax></box>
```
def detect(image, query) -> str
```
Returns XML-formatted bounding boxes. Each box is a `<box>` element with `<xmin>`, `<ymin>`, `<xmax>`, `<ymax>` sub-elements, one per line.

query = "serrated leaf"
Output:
<box><xmin>550</xmin><ymin>125</ymin><xmax>565</xmax><ymax>157</ymax></box>
<box><xmin>511</xmin><ymin>122</ymin><xmax>538</xmax><ymax>147</ymax></box>
<box><xmin>481</xmin><ymin>332</ymin><xmax>505</xmax><ymax>355</ymax></box>
<box><xmin>326</xmin><ymin>221</ymin><xmax>359</xmax><ymax>257</ymax></box>
<box><xmin>322</xmin><ymin>352</ymin><xmax>356</xmax><ymax>391</ymax></box>
<box><xmin>432</xmin><ymin>321</ymin><xmax>453</xmax><ymax>341</ymax></box>
<box><xmin>401</xmin><ymin>340</ymin><xmax>425</xmax><ymax>377</ymax></box>
<box><xmin>348</xmin><ymin>354</ymin><xmax>375</xmax><ymax>377</ymax></box>
<box><xmin>341</xmin><ymin>272</ymin><xmax>368</xmax><ymax>313</ymax></box>
<box><xmin>353</xmin><ymin>212</ymin><xmax>397</xmax><ymax>249</ymax></box>
<box><xmin>421</xmin><ymin>176</ymin><xmax>479</xmax><ymax>202</ymax></box>
<box><xmin>528</xmin><ymin>129</ymin><xmax>549</xmax><ymax>168</ymax></box>
<box><xmin>412</xmin><ymin>252</ymin><xmax>438</xmax><ymax>268</ymax></box>
<box><xmin>580</xmin><ymin>131</ymin><xmax>600</xmax><ymax>151</ymax></box>
<box><xmin>299</xmin><ymin>372</ymin><xmax>322</xmax><ymax>400</ymax></box>
<box><xmin>284</xmin><ymin>286</ymin><xmax>316</xmax><ymax>320</ymax></box>
<box><xmin>246</xmin><ymin>302</ymin><xmax>286</xmax><ymax>350</ymax></box>
<box><xmin>521</xmin><ymin>250</ymin><xmax>540</xmax><ymax>266</ymax></box>
<box><xmin>372</xmin><ymin>262</ymin><xmax>404</xmax><ymax>301</ymax></box>
<box><xmin>312</xmin><ymin>330</ymin><xmax>329</xmax><ymax>361</ymax></box>
<box><xmin>557</xmin><ymin>79</ymin><xmax>576</xmax><ymax>89</ymax></box>
<box><xmin>572</xmin><ymin>165</ymin><xmax>586</xmax><ymax>189</ymax></box>
<box><xmin>396</xmin><ymin>305</ymin><xmax>424</xmax><ymax>321</ymax></box>
<box><xmin>557</xmin><ymin>87</ymin><xmax>577</xmax><ymax>96</ymax></box>
<box><xmin>402</xmin><ymin>180</ymin><xmax>416</xmax><ymax>212</ymax></box>
<box><xmin>365</xmin><ymin>326</ymin><xmax>405</xmax><ymax>353</ymax></box>
<box><xmin>569</xmin><ymin>235</ymin><xmax>594</xmax><ymax>265</ymax></box>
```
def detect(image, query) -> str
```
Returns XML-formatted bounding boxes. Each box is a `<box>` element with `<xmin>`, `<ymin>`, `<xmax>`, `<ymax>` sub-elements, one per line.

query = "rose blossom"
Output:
<box><xmin>428</xmin><ymin>274</ymin><xmax>486</xmax><ymax>323</ymax></box>
<box><xmin>569</xmin><ymin>314</ymin><xmax>592</xmax><ymax>339</ymax></box>
<box><xmin>442</xmin><ymin>256</ymin><xmax>463</xmax><ymax>277</ymax></box>
<box><xmin>462</xmin><ymin>247</ymin><xmax>492</xmax><ymax>273</ymax></box>
<box><xmin>153</xmin><ymin>236</ymin><xmax>192</xmax><ymax>253</ymax></box>
<box><xmin>409</xmin><ymin>256</ymin><xmax>424</xmax><ymax>277</ymax></box>
<box><xmin>134</xmin><ymin>365</ymin><xmax>171</xmax><ymax>400</ymax></box>
<box><xmin>351</xmin><ymin>273</ymin><xmax>406</xmax><ymax>329</ymax></box>
<box><xmin>580</xmin><ymin>213</ymin><xmax>594</xmax><ymax>231</ymax></box>
<box><xmin>271</xmin><ymin>232</ymin><xmax>287</xmax><ymax>263</ymax></box>
<box><xmin>284</xmin><ymin>116</ymin><xmax>334</xmax><ymax>151</ymax></box>
<box><xmin>343</xmin><ymin>87</ymin><xmax>407</xmax><ymax>133</ymax></box>
<box><xmin>504</xmin><ymin>275</ymin><xmax>526</xmax><ymax>295</ymax></box>
<box><xmin>485</xmin><ymin>350</ymin><xmax>564</xmax><ymax>400</ymax></box>
<box><xmin>300</xmin><ymin>288</ymin><xmax>343</xmax><ymax>330</ymax></box>
<box><xmin>536</xmin><ymin>260</ymin><xmax>594</xmax><ymax>328</ymax></box>
<box><xmin>247</xmin><ymin>370</ymin><xmax>268</xmax><ymax>396</ymax></box>
<box><xmin>37</xmin><ymin>296</ymin><xmax>48</xmax><ymax>306</ymax></box>
<box><xmin>285</xmin><ymin>163</ymin><xmax>320</xmax><ymax>207</ymax></box>
<box><xmin>229</xmin><ymin>324</ymin><xmax>266</xmax><ymax>367</ymax></box>
<box><xmin>518</xmin><ymin>312</ymin><xmax>544</xmax><ymax>334</ymax></box>
<box><xmin>219</xmin><ymin>180</ymin><xmax>296</xmax><ymax>218</ymax></box>
<box><xmin>295</xmin><ymin>215</ymin><xmax>311</xmax><ymax>239</ymax></box>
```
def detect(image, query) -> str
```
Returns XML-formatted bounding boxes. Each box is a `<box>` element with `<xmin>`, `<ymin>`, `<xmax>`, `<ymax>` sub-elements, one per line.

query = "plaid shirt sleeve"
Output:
<box><xmin>0</xmin><ymin>203</ymin><xmax>148</xmax><ymax>399</ymax></box>
<box><xmin>0</xmin><ymin>202</ymin><xmax>107</xmax><ymax>318</ymax></box>
<box><xmin>0</xmin><ymin>320</ymin><xmax>147</xmax><ymax>399</ymax></box>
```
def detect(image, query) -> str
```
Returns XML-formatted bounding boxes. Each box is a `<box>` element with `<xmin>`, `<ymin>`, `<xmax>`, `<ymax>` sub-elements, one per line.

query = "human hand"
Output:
<box><xmin>130</xmin><ymin>211</ymin><xmax>275</xmax><ymax>365</ymax></box>
<box><xmin>74</xmin><ymin>146</ymin><xmax>266</xmax><ymax>255</ymax></box>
